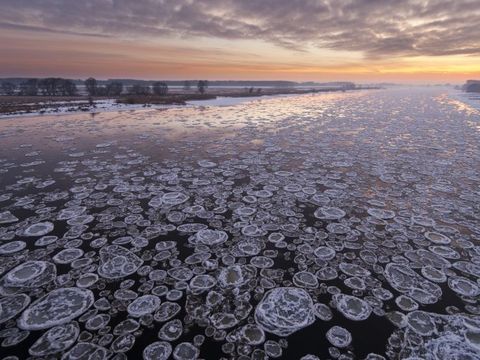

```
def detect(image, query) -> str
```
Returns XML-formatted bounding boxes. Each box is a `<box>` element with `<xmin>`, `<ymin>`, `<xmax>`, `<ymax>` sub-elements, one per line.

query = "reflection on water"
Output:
<box><xmin>0</xmin><ymin>88</ymin><xmax>480</xmax><ymax>359</ymax></box>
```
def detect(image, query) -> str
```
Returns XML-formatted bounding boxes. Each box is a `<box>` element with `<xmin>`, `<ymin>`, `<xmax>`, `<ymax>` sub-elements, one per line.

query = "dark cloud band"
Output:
<box><xmin>1</xmin><ymin>0</ymin><xmax>479</xmax><ymax>57</ymax></box>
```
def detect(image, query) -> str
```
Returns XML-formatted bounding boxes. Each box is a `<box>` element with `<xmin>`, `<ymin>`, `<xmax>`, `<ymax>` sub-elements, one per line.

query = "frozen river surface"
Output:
<box><xmin>0</xmin><ymin>88</ymin><xmax>479</xmax><ymax>359</ymax></box>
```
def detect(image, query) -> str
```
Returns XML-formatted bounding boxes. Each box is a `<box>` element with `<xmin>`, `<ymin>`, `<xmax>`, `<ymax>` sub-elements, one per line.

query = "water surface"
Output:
<box><xmin>0</xmin><ymin>88</ymin><xmax>479</xmax><ymax>359</ymax></box>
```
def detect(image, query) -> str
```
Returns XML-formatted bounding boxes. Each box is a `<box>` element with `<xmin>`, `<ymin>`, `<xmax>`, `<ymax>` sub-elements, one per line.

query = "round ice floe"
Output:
<box><xmin>420</xmin><ymin>266</ymin><xmax>447</xmax><ymax>283</ymax></box>
<box><xmin>0</xmin><ymin>294</ymin><xmax>30</xmax><ymax>324</ymax></box>
<box><xmin>372</xmin><ymin>287</ymin><xmax>394</xmax><ymax>301</ymax></box>
<box><xmin>333</xmin><ymin>294</ymin><xmax>372</xmax><ymax>321</ymax></box>
<box><xmin>76</xmin><ymin>273</ymin><xmax>99</xmax><ymax>288</ymax></box>
<box><xmin>429</xmin><ymin>245</ymin><xmax>459</xmax><ymax>259</ymax></box>
<box><xmin>154</xmin><ymin>302</ymin><xmax>181</xmax><ymax>322</ymax></box>
<box><xmin>264</xmin><ymin>340</ymin><xmax>282</xmax><ymax>358</ymax></box>
<box><xmin>421</xmin><ymin>333</ymin><xmax>480</xmax><ymax>360</ymax></box>
<box><xmin>406</xmin><ymin>311</ymin><xmax>436</xmax><ymax>336</ymax></box>
<box><xmin>344</xmin><ymin>276</ymin><xmax>366</xmax><ymax>290</ymax></box>
<box><xmin>465</xmin><ymin>330</ymin><xmax>480</xmax><ymax>351</ymax></box>
<box><xmin>29</xmin><ymin>322</ymin><xmax>80</xmax><ymax>356</ymax></box>
<box><xmin>24</xmin><ymin>222</ymin><xmax>54</xmax><ymax>237</ymax></box>
<box><xmin>18</xmin><ymin>287</ymin><xmax>94</xmax><ymax>330</ymax></box>
<box><xmin>57</xmin><ymin>206</ymin><xmax>86</xmax><ymax>220</ymax></box>
<box><xmin>173</xmin><ymin>342</ymin><xmax>199</xmax><ymax>360</ymax></box>
<box><xmin>314</xmin><ymin>206</ymin><xmax>346</xmax><ymax>220</ymax></box>
<box><xmin>158</xmin><ymin>319</ymin><xmax>183</xmax><ymax>341</ymax></box>
<box><xmin>268</xmin><ymin>232</ymin><xmax>285</xmax><ymax>243</ymax></box>
<box><xmin>367</xmin><ymin>208</ymin><xmax>395</xmax><ymax>220</ymax></box>
<box><xmin>184</xmin><ymin>252</ymin><xmax>210</xmax><ymax>265</ymax></box>
<box><xmin>234</xmin><ymin>206</ymin><xmax>256</xmax><ymax>216</ymax></box>
<box><xmin>97</xmin><ymin>245</ymin><xmax>143</xmax><ymax>279</ymax></box>
<box><xmin>218</xmin><ymin>265</ymin><xmax>250</xmax><ymax>288</ymax></box>
<box><xmin>412</xmin><ymin>215</ymin><xmax>435</xmax><ymax>227</ymax></box>
<box><xmin>168</xmin><ymin>267</ymin><xmax>193</xmax><ymax>281</ymax></box>
<box><xmin>241</xmin><ymin>224</ymin><xmax>265</xmax><ymax>237</ymax></box>
<box><xmin>114</xmin><ymin>319</ymin><xmax>140</xmax><ymax>335</ymax></box>
<box><xmin>35</xmin><ymin>235</ymin><xmax>58</xmax><ymax>247</ymax></box>
<box><xmin>148</xmin><ymin>195</ymin><xmax>163</xmax><ymax>208</ymax></box>
<box><xmin>241</xmin><ymin>324</ymin><xmax>265</xmax><ymax>345</ymax></box>
<box><xmin>283</xmin><ymin>183</ymin><xmax>302</xmax><ymax>192</ymax></box>
<box><xmin>177</xmin><ymin>223</ymin><xmax>208</xmax><ymax>233</ymax></box>
<box><xmin>293</xmin><ymin>271</ymin><xmax>319</xmax><ymax>288</ymax></box>
<box><xmin>313</xmin><ymin>246</ymin><xmax>336</xmax><ymax>260</ymax></box>
<box><xmin>166</xmin><ymin>289</ymin><xmax>183</xmax><ymax>301</ymax></box>
<box><xmin>155</xmin><ymin>241</ymin><xmax>176</xmax><ymax>251</ymax></box>
<box><xmin>53</xmin><ymin>248</ymin><xmax>84</xmax><ymax>264</ymax></box>
<box><xmin>313</xmin><ymin>303</ymin><xmax>333</xmax><ymax>321</ymax></box>
<box><xmin>1</xmin><ymin>261</ymin><xmax>56</xmax><ymax>290</ymax></box>
<box><xmin>255</xmin><ymin>189</ymin><xmax>273</xmax><ymax>198</ymax></box>
<box><xmin>424</xmin><ymin>232</ymin><xmax>451</xmax><ymax>244</ymax></box>
<box><xmin>385</xmin><ymin>311</ymin><xmax>407</xmax><ymax>328</ymax></box>
<box><xmin>0</xmin><ymin>241</ymin><xmax>26</xmax><ymax>255</ymax></box>
<box><xmin>167</xmin><ymin>211</ymin><xmax>186</xmax><ymax>223</ymax></box>
<box><xmin>339</xmin><ymin>262</ymin><xmax>371</xmax><ymax>277</ymax></box>
<box><xmin>67</xmin><ymin>215</ymin><xmax>94</xmax><ymax>226</ymax></box>
<box><xmin>250</xmin><ymin>256</ymin><xmax>274</xmax><ymax>268</ymax></box>
<box><xmin>115</xmin><ymin>289</ymin><xmax>137</xmax><ymax>301</ymax></box>
<box><xmin>143</xmin><ymin>341</ymin><xmax>172</xmax><ymax>360</ymax></box>
<box><xmin>0</xmin><ymin>211</ymin><xmax>18</xmax><ymax>224</ymax></box>
<box><xmin>62</xmin><ymin>343</ymin><xmax>111</xmax><ymax>360</ymax></box>
<box><xmin>127</xmin><ymin>295</ymin><xmax>161</xmax><ymax>317</ymax></box>
<box><xmin>162</xmin><ymin>192</ymin><xmax>189</xmax><ymax>206</ymax></box>
<box><xmin>189</xmin><ymin>274</ymin><xmax>216</xmax><ymax>293</ymax></box>
<box><xmin>395</xmin><ymin>295</ymin><xmax>418</xmax><ymax>312</ymax></box>
<box><xmin>255</xmin><ymin>287</ymin><xmax>315</xmax><ymax>336</ymax></box>
<box><xmin>210</xmin><ymin>312</ymin><xmax>239</xmax><ymax>329</ymax></box>
<box><xmin>316</xmin><ymin>267</ymin><xmax>338</xmax><ymax>281</ymax></box>
<box><xmin>326</xmin><ymin>223</ymin><xmax>350</xmax><ymax>234</ymax></box>
<box><xmin>236</xmin><ymin>241</ymin><xmax>262</xmax><ymax>256</ymax></box>
<box><xmin>111</xmin><ymin>333</ymin><xmax>135</xmax><ymax>352</ymax></box>
<box><xmin>197</xmin><ymin>160</ymin><xmax>217</xmax><ymax>168</ymax></box>
<box><xmin>85</xmin><ymin>314</ymin><xmax>110</xmax><ymax>330</ymax></box>
<box><xmin>448</xmin><ymin>277</ymin><xmax>480</xmax><ymax>297</ymax></box>
<box><xmin>196</xmin><ymin>229</ymin><xmax>228</xmax><ymax>246</ymax></box>
<box><xmin>384</xmin><ymin>263</ymin><xmax>441</xmax><ymax>304</ymax></box>
<box><xmin>326</xmin><ymin>326</ymin><xmax>352</xmax><ymax>348</ymax></box>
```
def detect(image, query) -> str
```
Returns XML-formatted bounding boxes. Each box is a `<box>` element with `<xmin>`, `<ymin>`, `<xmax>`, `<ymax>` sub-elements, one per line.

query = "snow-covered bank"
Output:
<box><xmin>0</xmin><ymin>92</ymin><xmax>314</xmax><ymax>119</ymax></box>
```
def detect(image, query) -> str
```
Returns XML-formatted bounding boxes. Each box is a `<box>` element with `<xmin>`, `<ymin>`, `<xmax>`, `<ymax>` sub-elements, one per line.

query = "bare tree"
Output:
<box><xmin>106</xmin><ymin>82</ymin><xmax>123</xmax><ymax>96</ymax></box>
<box><xmin>1</xmin><ymin>81</ymin><xmax>16</xmax><ymax>95</ymax></box>
<box><xmin>63</xmin><ymin>79</ymin><xmax>77</xmax><ymax>96</ymax></box>
<box><xmin>152</xmin><ymin>82</ymin><xmax>168</xmax><ymax>96</ymax></box>
<box><xmin>197</xmin><ymin>80</ymin><xmax>208</xmax><ymax>94</ymax></box>
<box><xmin>37</xmin><ymin>78</ymin><xmax>77</xmax><ymax>96</ymax></box>
<box><xmin>95</xmin><ymin>87</ymin><xmax>108</xmax><ymax>96</ymax></box>
<box><xmin>85</xmin><ymin>77</ymin><xmax>98</xmax><ymax>96</ymax></box>
<box><xmin>38</xmin><ymin>78</ymin><xmax>56</xmax><ymax>96</ymax></box>
<box><xmin>19</xmin><ymin>79</ymin><xmax>38</xmax><ymax>96</ymax></box>
<box><xmin>128</xmin><ymin>84</ymin><xmax>150</xmax><ymax>95</ymax></box>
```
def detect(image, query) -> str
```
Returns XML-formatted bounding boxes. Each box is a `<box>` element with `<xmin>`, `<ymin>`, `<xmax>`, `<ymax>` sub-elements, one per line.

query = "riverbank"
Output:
<box><xmin>0</xmin><ymin>86</ymin><xmax>379</xmax><ymax>117</ymax></box>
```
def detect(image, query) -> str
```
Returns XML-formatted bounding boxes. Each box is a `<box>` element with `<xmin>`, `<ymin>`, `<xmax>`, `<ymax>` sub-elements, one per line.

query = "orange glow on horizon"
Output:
<box><xmin>0</xmin><ymin>28</ymin><xmax>479</xmax><ymax>84</ymax></box>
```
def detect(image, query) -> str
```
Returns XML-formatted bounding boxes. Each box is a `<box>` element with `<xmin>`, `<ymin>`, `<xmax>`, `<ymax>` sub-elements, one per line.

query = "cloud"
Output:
<box><xmin>1</xmin><ymin>0</ymin><xmax>480</xmax><ymax>58</ymax></box>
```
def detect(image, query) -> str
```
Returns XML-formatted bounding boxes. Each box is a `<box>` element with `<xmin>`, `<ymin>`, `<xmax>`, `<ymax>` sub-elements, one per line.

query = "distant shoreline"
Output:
<box><xmin>0</xmin><ymin>86</ymin><xmax>380</xmax><ymax>118</ymax></box>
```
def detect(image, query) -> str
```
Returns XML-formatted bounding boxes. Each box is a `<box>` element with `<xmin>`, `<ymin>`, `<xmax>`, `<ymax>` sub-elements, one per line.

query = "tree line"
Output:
<box><xmin>1</xmin><ymin>78</ymin><xmax>210</xmax><ymax>96</ymax></box>
<box><xmin>1</xmin><ymin>78</ymin><xmax>78</xmax><ymax>96</ymax></box>
<box><xmin>84</xmin><ymin>78</ymin><xmax>209</xmax><ymax>96</ymax></box>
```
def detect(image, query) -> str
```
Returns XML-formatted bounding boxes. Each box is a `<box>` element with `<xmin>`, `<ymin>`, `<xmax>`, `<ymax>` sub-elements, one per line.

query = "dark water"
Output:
<box><xmin>0</xmin><ymin>88</ymin><xmax>479</xmax><ymax>360</ymax></box>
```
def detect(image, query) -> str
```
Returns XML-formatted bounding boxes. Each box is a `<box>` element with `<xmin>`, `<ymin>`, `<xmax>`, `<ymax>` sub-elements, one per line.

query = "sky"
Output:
<box><xmin>1</xmin><ymin>0</ymin><xmax>479</xmax><ymax>83</ymax></box>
